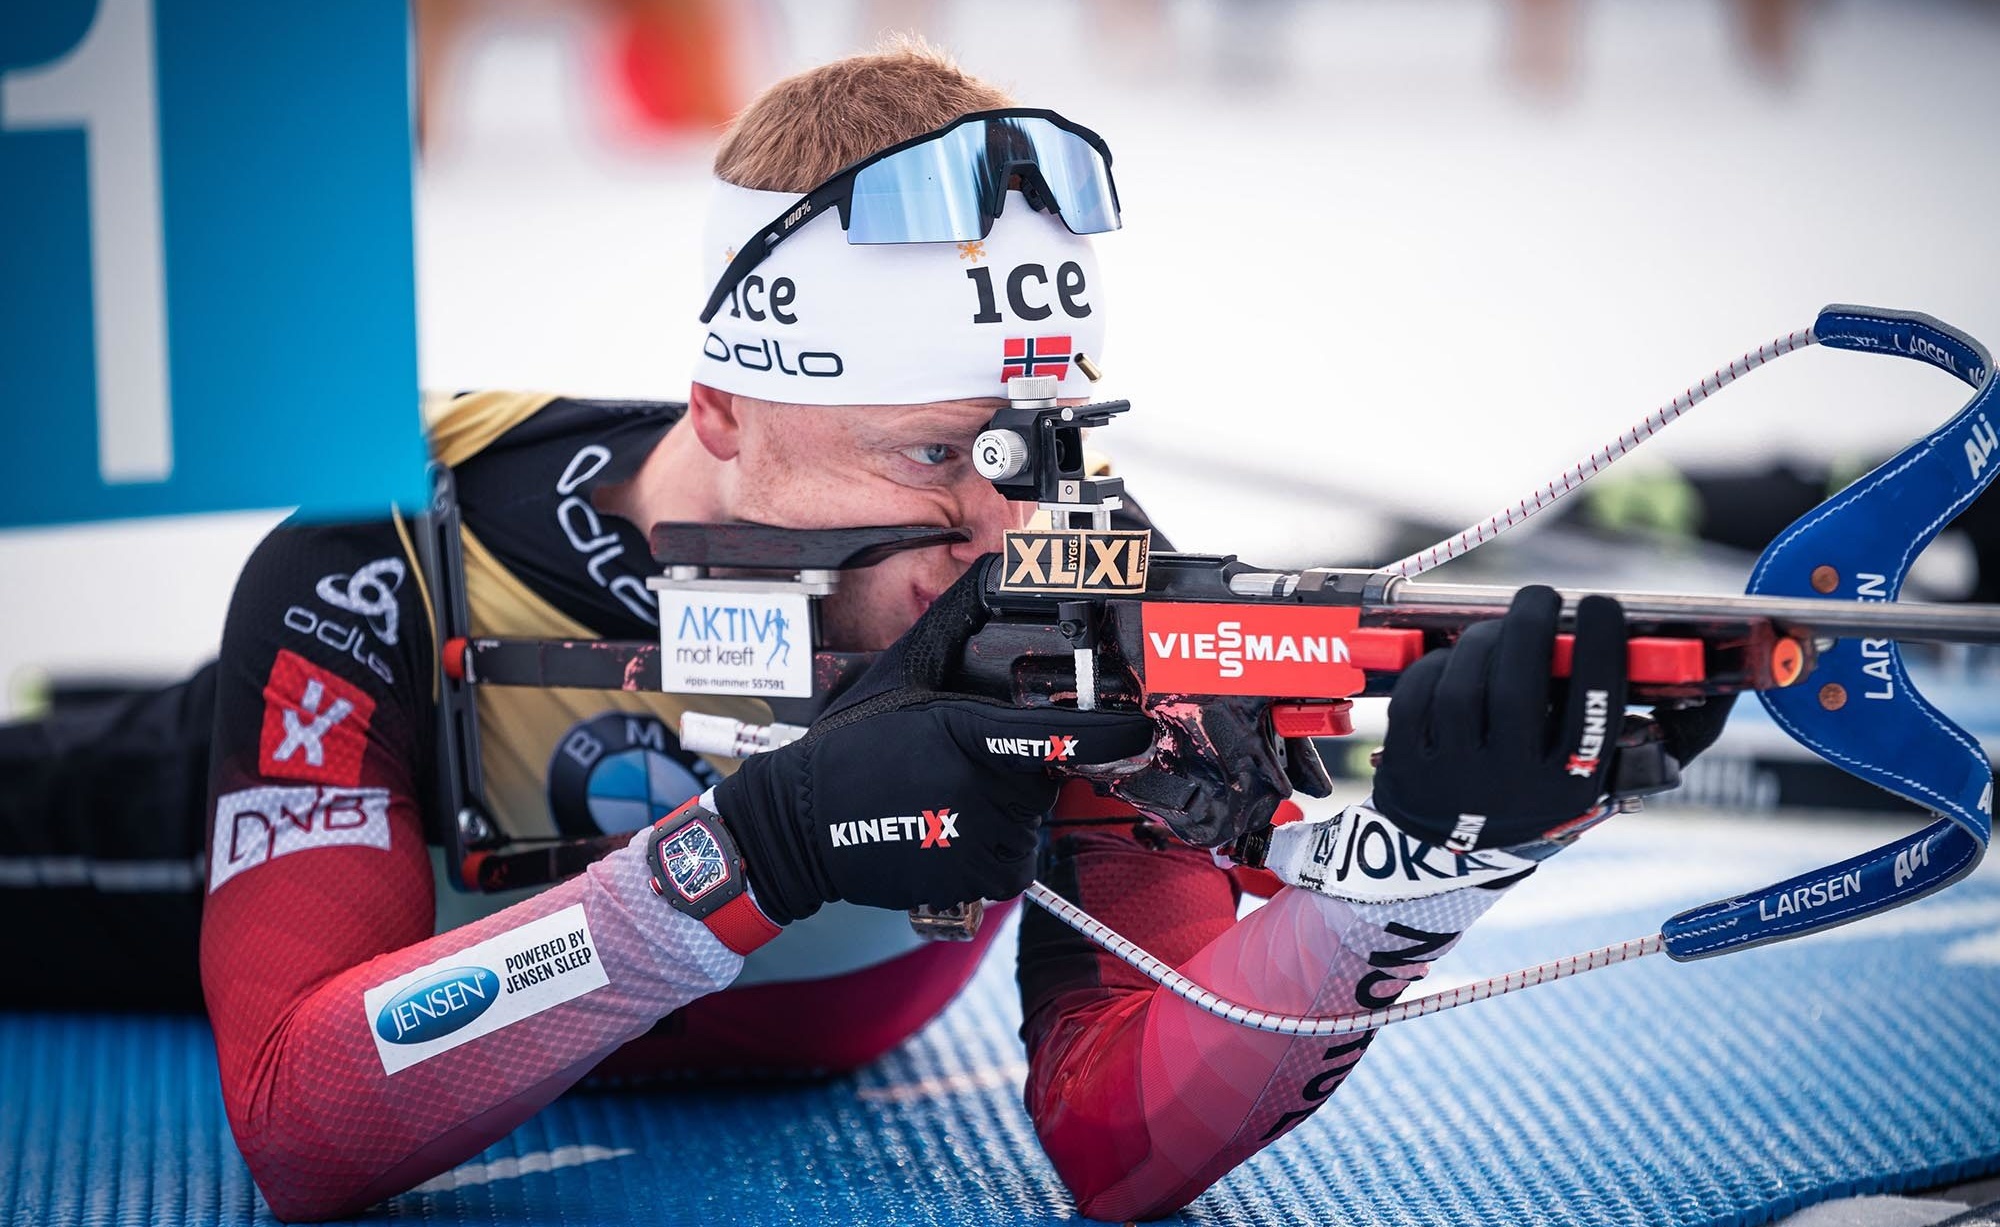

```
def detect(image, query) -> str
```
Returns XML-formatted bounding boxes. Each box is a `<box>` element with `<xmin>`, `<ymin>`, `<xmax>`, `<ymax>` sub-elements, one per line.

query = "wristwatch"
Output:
<box><xmin>645</xmin><ymin>799</ymin><xmax>781</xmax><ymax>955</ymax></box>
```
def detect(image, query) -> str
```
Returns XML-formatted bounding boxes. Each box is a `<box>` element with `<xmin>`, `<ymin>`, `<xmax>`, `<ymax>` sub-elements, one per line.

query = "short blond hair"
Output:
<box><xmin>714</xmin><ymin>36</ymin><xmax>1014</xmax><ymax>192</ymax></box>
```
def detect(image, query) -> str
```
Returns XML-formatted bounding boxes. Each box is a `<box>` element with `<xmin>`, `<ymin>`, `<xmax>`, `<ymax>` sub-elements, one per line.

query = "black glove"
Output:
<box><xmin>715</xmin><ymin>560</ymin><xmax>1154</xmax><ymax>922</ymax></box>
<box><xmin>1654</xmin><ymin>692</ymin><xmax>1738</xmax><ymax>768</ymax></box>
<box><xmin>1371</xmin><ymin>585</ymin><xmax>1628</xmax><ymax>851</ymax></box>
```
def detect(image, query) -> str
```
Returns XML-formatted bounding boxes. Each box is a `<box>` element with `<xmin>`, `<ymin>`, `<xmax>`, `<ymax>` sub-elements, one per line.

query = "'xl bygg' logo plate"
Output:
<box><xmin>1000</xmin><ymin>529</ymin><xmax>1150</xmax><ymax>595</ymax></box>
<box><xmin>1141</xmin><ymin>603</ymin><xmax>1366</xmax><ymax>698</ymax></box>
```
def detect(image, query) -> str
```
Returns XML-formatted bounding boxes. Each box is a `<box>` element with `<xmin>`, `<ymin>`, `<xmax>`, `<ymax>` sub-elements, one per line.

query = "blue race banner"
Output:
<box><xmin>0</xmin><ymin>0</ymin><xmax>423</xmax><ymax>527</ymax></box>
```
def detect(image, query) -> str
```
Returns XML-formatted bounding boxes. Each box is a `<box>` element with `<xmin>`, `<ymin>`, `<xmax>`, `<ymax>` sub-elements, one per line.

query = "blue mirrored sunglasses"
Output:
<box><xmin>700</xmin><ymin>108</ymin><xmax>1120</xmax><ymax>324</ymax></box>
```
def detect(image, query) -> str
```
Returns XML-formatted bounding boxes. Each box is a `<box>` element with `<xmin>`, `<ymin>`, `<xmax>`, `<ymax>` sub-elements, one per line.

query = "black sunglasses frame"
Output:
<box><xmin>697</xmin><ymin>107</ymin><xmax>1119</xmax><ymax>324</ymax></box>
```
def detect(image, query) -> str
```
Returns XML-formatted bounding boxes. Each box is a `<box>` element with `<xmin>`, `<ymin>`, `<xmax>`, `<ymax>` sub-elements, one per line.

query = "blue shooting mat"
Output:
<box><xmin>2</xmin><ymin>811</ymin><xmax>1996</xmax><ymax>1226</ymax></box>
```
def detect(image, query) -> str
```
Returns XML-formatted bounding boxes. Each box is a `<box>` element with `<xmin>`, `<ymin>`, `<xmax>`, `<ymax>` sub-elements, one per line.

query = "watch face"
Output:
<box><xmin>657</xmin><ymin>818</ymin><xmax>731</xmax><ymax>904</ymax></box>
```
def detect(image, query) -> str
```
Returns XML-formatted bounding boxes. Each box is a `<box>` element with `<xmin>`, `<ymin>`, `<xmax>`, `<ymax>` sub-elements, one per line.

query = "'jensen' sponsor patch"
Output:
<box><xmin>361</xmin><ymin>904</ymin><xmax>609</xmax><ymax>1075</ymax></box>
<box><xmin>374</xmin><ymin>967</ymin><xmax>498</xmax><ymax>1045</ymax></box>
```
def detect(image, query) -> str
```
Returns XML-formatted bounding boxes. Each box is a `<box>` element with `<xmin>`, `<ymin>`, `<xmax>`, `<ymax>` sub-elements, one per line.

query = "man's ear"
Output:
<box><xmin>686</xmin><ymin>382</ymin><xmax>746</xmax><ymax>461</ymax></box>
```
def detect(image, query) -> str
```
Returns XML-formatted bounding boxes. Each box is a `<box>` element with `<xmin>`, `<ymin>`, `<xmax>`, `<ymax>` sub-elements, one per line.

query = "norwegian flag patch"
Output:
<box><xmin>1003</xmin><ymin>335</ymin><xmax>1072</xmax><ymax>382</ymax></box>
<box><xmin>258</xmin><ymin>649</ymin><xmax>376</xmax><ymax>786</ymax></box>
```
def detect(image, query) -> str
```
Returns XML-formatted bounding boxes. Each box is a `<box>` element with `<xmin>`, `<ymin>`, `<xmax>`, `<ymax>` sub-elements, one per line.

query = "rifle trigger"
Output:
<box><xmin>1271</xmin><ymin>701</ymin><xmax>1353</xmax><ymax>739</ymax></box>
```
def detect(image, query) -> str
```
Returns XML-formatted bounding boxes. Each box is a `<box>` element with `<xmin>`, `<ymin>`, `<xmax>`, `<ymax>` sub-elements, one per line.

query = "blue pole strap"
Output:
<box><xmin>1663</xmin><ymin>305</ymin><xmax>1996</xmax><ymax>960</ymax></box>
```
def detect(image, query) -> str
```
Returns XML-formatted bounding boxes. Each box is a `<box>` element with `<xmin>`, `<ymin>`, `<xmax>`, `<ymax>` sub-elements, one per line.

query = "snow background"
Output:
<box><xmin>4</xmin><ymin>0</ymin><xmax>1998</xmax><ymax>715</ymax></box>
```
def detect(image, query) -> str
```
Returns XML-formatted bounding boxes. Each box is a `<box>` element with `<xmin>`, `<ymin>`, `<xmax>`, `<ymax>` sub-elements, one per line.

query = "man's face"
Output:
<box><xmin>724</xmin><ymin>396</ymin><xmax>1034</xmax><ymax>651</ymax></box>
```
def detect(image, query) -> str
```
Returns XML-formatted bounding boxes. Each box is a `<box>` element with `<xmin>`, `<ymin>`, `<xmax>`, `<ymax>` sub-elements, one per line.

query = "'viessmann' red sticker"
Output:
<box><xmin>1141</xmin><ymin>604</ymin><xmax>1366</xmax><ymax>698</ymax></box>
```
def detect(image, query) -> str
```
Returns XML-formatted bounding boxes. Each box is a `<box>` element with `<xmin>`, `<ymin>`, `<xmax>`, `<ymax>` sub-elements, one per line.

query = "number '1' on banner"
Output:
<box><xmin>0</xmin><ymin>0</ymin><xmax>423</xmax><ymax>528</ymax></box>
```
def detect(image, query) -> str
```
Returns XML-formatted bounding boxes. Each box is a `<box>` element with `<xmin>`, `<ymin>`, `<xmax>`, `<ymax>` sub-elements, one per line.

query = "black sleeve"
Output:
<box><xmin>204</xmin><ymin>515</ymin><xmax>437</xmax><ymax>879</ymax></box>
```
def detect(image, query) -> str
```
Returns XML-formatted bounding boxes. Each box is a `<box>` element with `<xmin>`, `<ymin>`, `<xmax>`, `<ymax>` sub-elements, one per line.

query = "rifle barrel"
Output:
<box><xmin>1374</xmin><ymin>578</ymin><xmax>2000</xmax><ymax>645</ymax></box>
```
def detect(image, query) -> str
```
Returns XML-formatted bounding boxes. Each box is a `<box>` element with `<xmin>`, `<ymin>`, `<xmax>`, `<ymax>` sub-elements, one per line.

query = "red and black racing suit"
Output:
<box><xmin>1</xmin><ymin>395</ymin><xmax>1517</xmax><ymax>1221</ymax></box>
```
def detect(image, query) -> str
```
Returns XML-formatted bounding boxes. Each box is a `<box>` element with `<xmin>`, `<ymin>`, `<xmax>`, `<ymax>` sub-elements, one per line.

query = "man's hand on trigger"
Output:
<box><xmin>714</xmin><ymin>698</ymin><xmax>1153</xmax><ymax>922</ymax></box>
<box><xmin>1371</xmin><ymin>585</ymin><xmax>1629</xmax><ymax>852</ymax></box>
<box><xmin>711</xmin><ymin>559</ymin><xmax>1153</xmax><ymax>923</ymax></box>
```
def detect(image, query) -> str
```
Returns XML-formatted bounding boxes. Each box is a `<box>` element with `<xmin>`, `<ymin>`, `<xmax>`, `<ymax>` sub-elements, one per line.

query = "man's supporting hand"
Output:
<box><xmin>1372</xmin><ymin>584</ymin><xmax>1628</xmax><ymax>851</ymax></box>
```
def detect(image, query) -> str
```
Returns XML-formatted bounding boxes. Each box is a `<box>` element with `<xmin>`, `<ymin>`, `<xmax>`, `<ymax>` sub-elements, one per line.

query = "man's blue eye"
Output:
<box><xmin>902</xmin><ymin>443</ymin><xmax>955</xmax><ymax>467</ymax></box>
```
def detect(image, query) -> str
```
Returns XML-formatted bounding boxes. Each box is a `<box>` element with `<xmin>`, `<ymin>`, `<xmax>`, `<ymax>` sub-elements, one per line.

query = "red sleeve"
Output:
<box><xmin>201</xmin><ymin>522</ymin><xmax>745</xmax><ymax>1221</ymax></box>
<box><xmin>1018</xmin><ymin>790</ymin><xmax>1498</xmax><ymax>1221</ymax></box>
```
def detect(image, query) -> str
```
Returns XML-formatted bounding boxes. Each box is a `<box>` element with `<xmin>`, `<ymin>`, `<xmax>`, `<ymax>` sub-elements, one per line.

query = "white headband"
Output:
<box><xmin>693</xmin><ymin>180</ymin><xmax>1108</xmax><ymax>406</ymax></box>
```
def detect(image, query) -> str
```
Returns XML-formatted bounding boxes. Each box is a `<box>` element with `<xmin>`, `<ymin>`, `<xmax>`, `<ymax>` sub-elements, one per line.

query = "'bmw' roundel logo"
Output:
<box><xmin>547</xmin><ymin>712</ymin><xmax>723</xmax><ymax>837</ymax></box>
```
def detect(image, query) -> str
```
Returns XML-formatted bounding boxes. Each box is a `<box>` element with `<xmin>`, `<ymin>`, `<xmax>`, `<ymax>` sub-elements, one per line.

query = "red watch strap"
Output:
<box><xmin>704</xmin><ymin>891</ymin><xmax>782</xmax><ymax>955</ymax></box>
<box><xmin>654</xmin><ymin>797</ymin><xmax>702</xmax><ymax>827</ymax></box>
<box><xmin>648</xmin><ymin>798</ymin><xmax>780</xmax><ymax>955</ymax></box>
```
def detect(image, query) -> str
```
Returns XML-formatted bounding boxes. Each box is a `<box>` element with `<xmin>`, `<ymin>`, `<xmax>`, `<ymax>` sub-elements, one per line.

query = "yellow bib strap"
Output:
<box><xmin>423</xmin><ymin>390</ymin><xmax>561</xmax><ymax>468</ymax></box>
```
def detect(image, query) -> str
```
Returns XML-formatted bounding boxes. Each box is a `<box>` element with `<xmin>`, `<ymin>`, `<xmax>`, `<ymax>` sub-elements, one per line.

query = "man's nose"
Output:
<box><xmin>946</xmin><ymin>476</ymin><xmax>1027</xmax><ymax>564</ymax></box>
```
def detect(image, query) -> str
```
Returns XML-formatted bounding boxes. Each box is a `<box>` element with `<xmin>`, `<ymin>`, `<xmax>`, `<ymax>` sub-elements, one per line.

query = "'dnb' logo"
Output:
<box><xmin>374</xmin><ymin>966</ymin><xmax>500</xmax><ymax>1045</ymax></box>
